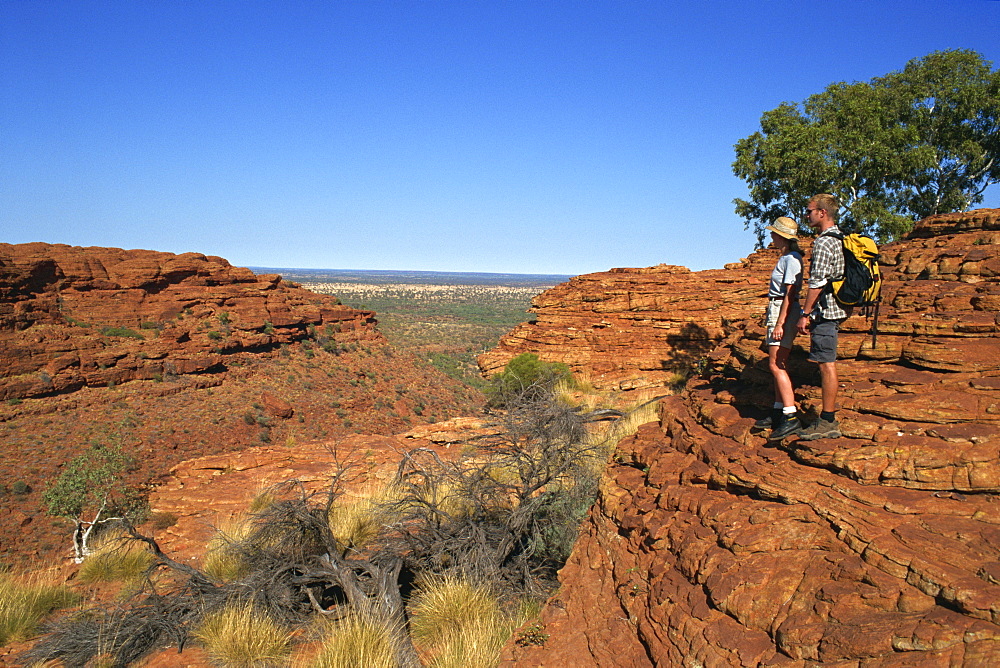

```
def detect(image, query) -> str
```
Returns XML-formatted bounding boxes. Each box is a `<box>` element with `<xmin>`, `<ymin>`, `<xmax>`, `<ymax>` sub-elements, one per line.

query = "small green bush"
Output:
<box><xmin>42</xmin><ymin>443</ymin><xmax>137</xmax><ymax>520</ymax></box>
<box><xmin>486</xmin><ymin>353</ymin><xmax>573</xmax><ymax>407</ymax></box>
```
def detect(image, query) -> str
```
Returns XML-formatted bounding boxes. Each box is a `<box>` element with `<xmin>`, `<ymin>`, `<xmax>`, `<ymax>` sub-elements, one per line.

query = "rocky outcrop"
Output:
<box><xmin>481</xmin><ymin>208</ymin><xmax>1000</xmax><ymax>394</ymax></box>
<box><xmin>478</xmin><ymin>259</ymin><xmax>777</xmax><ymax>391</ymax></box>
<box><xmin>0</xmin><ymin>243</ymin><xmax>380</xmax><ymax>401</ymax></box>
<box><xmin>502</xmin><ymin>209</ymin><xmax>1000</xmax><ymax>665</ymax></box>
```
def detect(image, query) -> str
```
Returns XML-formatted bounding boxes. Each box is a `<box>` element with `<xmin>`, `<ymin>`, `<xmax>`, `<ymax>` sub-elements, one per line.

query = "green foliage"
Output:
<box><xmin>734</xmin><ymin>49</ymin><xmax>1000</xmax><ymax>245</ymax></box>
<box><xmin>42</xmin><ymin>441</ymin><xmax>137</xmax><ymax>520</ymax></box>
<box><xmin>100</xmin><ymin>325</ymin><xmax>144</xmax><ymax>339</ymax></box>
<box><xmin>486</xmin><ymin>353</ymin><xmax>573</xmax><ymax>407</ymax></box>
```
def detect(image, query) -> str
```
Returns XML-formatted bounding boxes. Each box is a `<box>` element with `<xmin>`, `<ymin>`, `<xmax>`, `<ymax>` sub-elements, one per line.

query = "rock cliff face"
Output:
<box><xmin>478</xmin><ymin>258</ymin><xmax>778</xmax><ymax>391</ymax></box>
<box><xmin>0</xmin><ymin>243</ymin><xmax>379</xmax><ymax>401</ymax></box>
<box><xmin>500</xmin><ymin>209</ymin><xmax>1000</xmax><ymax>665</ymax></box>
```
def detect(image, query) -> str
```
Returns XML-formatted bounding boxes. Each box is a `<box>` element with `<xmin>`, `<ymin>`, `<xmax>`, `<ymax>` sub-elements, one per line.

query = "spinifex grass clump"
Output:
<box><xmin>0</xmin><ymin>569</ymin><xmax>79</xmax><ymax>645</ymax></box>
<box><xmin>202</xmin><ymin>513</ymin><xmax>255</xmax><ymax>583</ymax></box>
<box><xmin>307</xmin><ymin>610</ymin><xmax>398</xmax><ymax>668</ymax></box>
<box><xmin>408</xmin><ymin>576</ymin><xmax>527</xmax><ymax>668</ymax></box>
<box><xmin>77</xmin><ymin>528</ymin><xmax>155</xmax><ymax>585</ymax></box>
<box><xmin>193</xmin><ymin>602</ymin><xmax>293</xmax><ymax>667</ymax></box>
<box><xmin>327</xmin><ymin>483</ymin><xmax>401</xmax><ymax>557</ymax></box>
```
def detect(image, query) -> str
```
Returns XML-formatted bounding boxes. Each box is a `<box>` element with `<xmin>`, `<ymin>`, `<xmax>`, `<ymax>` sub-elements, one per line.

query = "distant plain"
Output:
<box><xmin>257</xmin><ymin>268</ymin><xmax>572</xmax><ymax>389</ymax></box>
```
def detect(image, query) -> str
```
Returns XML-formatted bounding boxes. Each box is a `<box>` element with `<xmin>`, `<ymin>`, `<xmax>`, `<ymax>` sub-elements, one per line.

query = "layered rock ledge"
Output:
<box><xmin>501</xmin><ymin>209</ymin><xmax>1000</xmax><ymax>666</ymax></box>
<box><xmin>0</xmin><ymin>243</ymin><xmax>379</xmax><ymax>401</ymax></box>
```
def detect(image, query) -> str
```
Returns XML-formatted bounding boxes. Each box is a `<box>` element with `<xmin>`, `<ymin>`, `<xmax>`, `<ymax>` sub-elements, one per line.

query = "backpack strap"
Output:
<box><xmin>815</xmin><ymin>229</ymin><xmax>846</xmax><ymax>295</ymax></box>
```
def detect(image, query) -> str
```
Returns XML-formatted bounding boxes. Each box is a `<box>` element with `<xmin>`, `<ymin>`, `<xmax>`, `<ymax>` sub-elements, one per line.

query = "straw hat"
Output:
<box><xmin>765</xmin><ymin>217</ymin><xmax>798</xmax><ymax>240</ymax></box>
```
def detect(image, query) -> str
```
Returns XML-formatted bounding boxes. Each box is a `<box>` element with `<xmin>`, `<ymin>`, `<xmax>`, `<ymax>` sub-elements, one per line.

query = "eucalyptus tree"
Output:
<box><xmin>734</xmin><ymin>49</ymin><xmax>1000</xmax><ymax>246</ymax></box>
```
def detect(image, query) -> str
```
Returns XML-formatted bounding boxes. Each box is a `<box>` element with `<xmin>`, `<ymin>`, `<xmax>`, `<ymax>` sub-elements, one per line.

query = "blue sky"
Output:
<box><xmin>3</xmin><ymin>1</ymin><xmax>999</xmax><ymax>275</ymax></box>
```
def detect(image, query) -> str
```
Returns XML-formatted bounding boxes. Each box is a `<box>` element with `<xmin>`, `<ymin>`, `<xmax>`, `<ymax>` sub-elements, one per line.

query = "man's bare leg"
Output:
<box><xmin>818</xmin><ymin>361</ymin><xmax>838</xmax><ymax>414</ymax></box>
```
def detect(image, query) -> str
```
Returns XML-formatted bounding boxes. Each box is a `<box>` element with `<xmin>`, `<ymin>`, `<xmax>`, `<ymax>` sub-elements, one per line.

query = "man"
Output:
<box><xmin>795</xmin><ymin>193</ymin><xmax>850</xmax><ymax>439</ymax></box>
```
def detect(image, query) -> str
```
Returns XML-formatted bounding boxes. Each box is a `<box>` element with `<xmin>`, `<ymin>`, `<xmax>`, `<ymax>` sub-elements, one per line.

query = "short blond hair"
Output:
<box><xmin>809</xmin><ymin>193</ymin><xmax>840</xmax><ymax>221</ymax></box>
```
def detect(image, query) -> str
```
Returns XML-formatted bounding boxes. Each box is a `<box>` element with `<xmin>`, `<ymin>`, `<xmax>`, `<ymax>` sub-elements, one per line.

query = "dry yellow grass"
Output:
<box><xmin>193</xmin><ymin>602</ymin><xmax>292</xmax><ymax>667</ymax></box>
<box><xmin>0</xmin><ymin>568</ymin><xmax>80</xmax><ymax>645</ymax></box>
<box><xmin>304</xmin><ymin>611</ymin><xmax>397</xmax><ymax>668</ymax></box>
<box><xmin>327</xmin><ymin>483</ymin><xmax>405</xmax><ymax>556</ymax></box>
<box><xmin>77</xmin><ymin>529</ymin><xmax>154</xmax><ymax>585</ymax></box>
<box><xmin>201</xmin><ymin>513</ymin><xmax>254</xmax><ymax>583</ymax></box>
<box><xmin>247</xmin><ymin>483</ymin><xmax>278</xmax><ymax>514</ymax></box>
<box><xmin>408</xmin><ymin>576</ymin><xmax>526</xmax><ymax>668</ymax></box>
<box><xmin>588</xmin><ymin>394</ymin><xmax>660</xmax><ymax>454</ymax></box>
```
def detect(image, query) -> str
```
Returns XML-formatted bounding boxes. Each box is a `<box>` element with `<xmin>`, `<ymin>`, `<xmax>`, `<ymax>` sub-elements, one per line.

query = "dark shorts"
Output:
<box><xmin>808</xmin><ymin>317</ymin><xmax>843</xmax><ymax>364</ymax></box>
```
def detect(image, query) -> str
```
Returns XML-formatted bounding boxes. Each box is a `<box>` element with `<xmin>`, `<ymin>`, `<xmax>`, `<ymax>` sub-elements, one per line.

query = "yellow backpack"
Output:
<box><xmin>829</xmin><ymin>232</ymin><xmax>882</xmax><ymax>307</ymax></box>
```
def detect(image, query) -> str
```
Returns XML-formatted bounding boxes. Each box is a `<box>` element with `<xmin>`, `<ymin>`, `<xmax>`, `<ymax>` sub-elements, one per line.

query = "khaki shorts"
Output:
<box><xmin>808</xmin><ymin>316</ymin><xmax>843</xmax><ymax>364</ymax></box>
<box><xmin>765</xmin><ymin>299</ymin><xmax>801</xmax><ymax>348</ymax></box>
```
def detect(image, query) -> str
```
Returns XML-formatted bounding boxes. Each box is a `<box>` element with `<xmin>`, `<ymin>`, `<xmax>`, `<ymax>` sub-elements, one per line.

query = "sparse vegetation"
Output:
<box><xmin>0</xmin><ymin>569</ymin><xmax>79</xmax><ymax>646</ymax></box>
<box><xmin>99</xmin><ymin>326</ymin><xmax>144</xmax><ymax>340</ymax></box>
<box><xmin>301</xmin><ymin>280</ymin><xmax>558</xmax><ymax>390</ymax></box>
<box><xmin>18</xmin><ymin>386</ymin><xmax>649</xmax><ymax>667</ymax></box>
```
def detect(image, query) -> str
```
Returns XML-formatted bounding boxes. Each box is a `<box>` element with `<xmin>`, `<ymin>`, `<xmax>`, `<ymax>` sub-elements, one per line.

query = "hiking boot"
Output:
<box><xmin>751</xmin><ymin>408</ymin><xmax>781</xmax><ymax>434</ymax></box>
<box><xmin>768</xmin><ymin>414</ymin><xmax>802</xmax><ymax>441</ymax></box>
<box><xmin>797</xmin><ymin>417</ymin><xmax>842</xmax><ymax>440</ymax></box>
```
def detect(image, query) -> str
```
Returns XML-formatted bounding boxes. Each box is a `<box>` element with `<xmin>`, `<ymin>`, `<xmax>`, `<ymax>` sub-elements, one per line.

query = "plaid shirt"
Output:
<box><xmin>808</xmin><ymin>227</ymin><xmax>850</xmax><ymax>320</ymax></box>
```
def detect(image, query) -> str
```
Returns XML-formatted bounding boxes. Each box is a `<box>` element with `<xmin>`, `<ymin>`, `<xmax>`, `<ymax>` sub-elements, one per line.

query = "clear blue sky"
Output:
<box><xmin>3</xmin><ymin>1</ymin><xmax>999</xmax><ymax>275</ymax></box>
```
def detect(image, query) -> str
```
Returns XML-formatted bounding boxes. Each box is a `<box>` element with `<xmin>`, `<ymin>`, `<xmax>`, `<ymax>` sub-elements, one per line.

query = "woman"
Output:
<box><xmin>757</xmin><ymin>216</ymin><xmax>803</xmax><ymax>441</ymax></box>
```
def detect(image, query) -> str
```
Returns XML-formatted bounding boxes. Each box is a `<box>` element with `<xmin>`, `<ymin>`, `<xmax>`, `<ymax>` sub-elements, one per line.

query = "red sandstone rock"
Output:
<box><xmin>0</xmin><ymin>243</ymin><xmax>381</xmax><ymax>401</ymax></box>
<box><xmin>260</xmin><ymin>391</ymin><xmax>294</xmax><ymax>419</ymax></box>
<box><xmin>499</xmin><ymin>209</ymin><xmax>1000</xmax><ymax>666</ymax></box>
